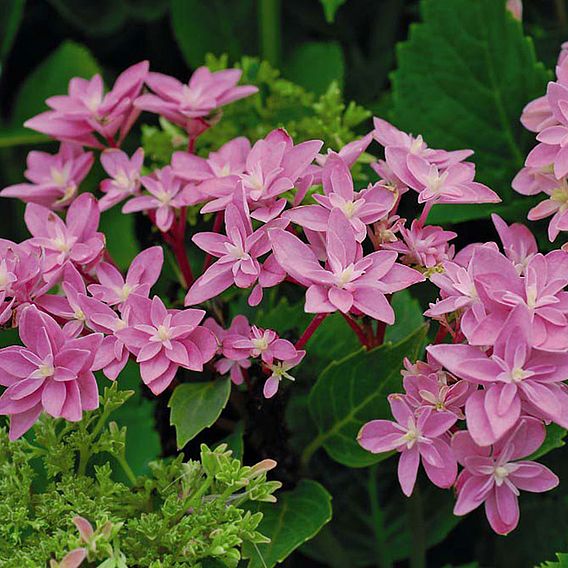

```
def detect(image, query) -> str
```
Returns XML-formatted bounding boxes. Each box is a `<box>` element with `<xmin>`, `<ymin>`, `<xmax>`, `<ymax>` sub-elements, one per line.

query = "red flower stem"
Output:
<box><xmin>416</xmin><ymin>201</ymin><xmax>433</xmax><ymax>228</ymax></box>
<box><xmin>374</xmin><ymin>321</ymin><xmax>387</xmax><ymax>347</ymax></box>
<box><xmin>202</xmin><ymin>211</ymin><xmax>225</xmax><ymax>272</ymax></box>
<box><xmin>341</xmin><ymin>312</ymin><xmax>369</xmax><ymax>348</ymax></box>
<box><xmin>433</xmin><ymin>323</ymin><xmax>449</xmax><ymax>345</ymax></box>
<box><xmin>105</xmin><ymin>135</ymin><xmax>118</xmax><ymax>148</ymax></box>
<box><xmin>295</xmin><ymin>313</ymin><xmax>329</xmax><ymax>350</ymax></box>
<box><xmin>169</xmin><ymin>207</ymin><xmax>194</xmax><ymax>288</ymax></box>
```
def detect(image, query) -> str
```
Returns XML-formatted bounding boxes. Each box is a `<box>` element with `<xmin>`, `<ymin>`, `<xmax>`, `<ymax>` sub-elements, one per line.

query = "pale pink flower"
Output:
<box><xmin>270</xmin><ymin>209</ymin><xmax>424</xmax><ymax>322</ymax></box>
<box><xmin>25</xmin><ymin>61</ymin><xmax>148</xmax><ymax>147</ymax></box>
<box><xmin>229</xmin><ymin>325</ymin><xmax>297</xmax><ymax>366</ymax></box>
<box><xmin>358</xmin><ymin>394</ymin><xmax>457</xmax><ymax>496</ymax></box>
<box><xmin>506</xmin><ymin>0</ymin><xmax>523</xmax><ymax>20</ymax></box>
<box><xmin>285</xmin><ymin>153</ymin><xmax>395</xmax><ymax>242</ymax></box>
<box><xmin>452</xmin><ymin>418</ymin><xmax>558</xmax><ymax>535</ymax></box>
<box><xmin>526</xmin><ymin>177</ymin><xmax>568</xmax><ymax>241</ymax></box>
<box><xmin>406</xmin><ymin>154</ymin><xmax>500</xmax><ymax>205</ymax></box>
<box><xmin>50</xmin><ymin>548</ymin><xmax>87</xmax><ymax>568</ymax></box>
<box><xmin>0</xmin><ymin>305</ymin><xmax>102</xmax><ymax>439</ymax></box>
<box><xmin>185</xmin><ymin>188</ymin><xmax>288</xmax><ymax>307</ymax></box>
<box><xmin>78</xmin><ymin>295</ymin><xmax>131</xmax><ymax>381</ymax></box>
<box><xmin>116</xmin><ymin>295</ymin><xmax>216</xmax><ymax>394</ymax></box>
<box><xmin>263</xmin><ymin>349</ymin><xmax>305</xmax><ymax>399</ymax></box>
<box><xmin>25</xmin><ymin>193</ymin><xmax>105</xmax><ymax>281</ymax></box>
<box><xmin>428</xmin><ymin>306</ymin><xmax>568</xmax><ymax>447</ymax></box>
<box><xmin>385</xmin><ymin>220</ymin><xmax>456</xmax><ymax>269</ymax></box>
<box><xmin>122</xmin><ymin>166</ymin><xmax>192</xmax><ymax>232</ymax></box>
<box><xmin>98</xmin><ymin>148</ymin><xmax>144</xmax><ymax>211</ymax></box>
<box><xmin>491</xmin><ymin>214</ymin><xmax>537</xmax><ymax>274</ymax></box>
<box><xmin>135</xmin><ymin>67</ymin><xmax>258</xmax><ymax>130</ymax></box>
<box><xmin>200</xmin><ymin>129</ymin><xmax>323</xmax><ymax>222</ymax></box>
<box><xmin>1</xmin><ymin>143</ymin><xmax>93</xmax><ymax>209</ymax></box>
<box><xmin>88</xmin><ymin>246</ymin><xmax>163</xmax><ymax>306</ymax></box>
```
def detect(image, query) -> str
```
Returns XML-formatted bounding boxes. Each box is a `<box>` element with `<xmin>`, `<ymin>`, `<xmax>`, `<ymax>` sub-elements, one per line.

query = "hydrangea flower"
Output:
<box><xmin>98</xmin><ymin>148</ymin><xmax>144</xmax><ymax>211</ymax></box>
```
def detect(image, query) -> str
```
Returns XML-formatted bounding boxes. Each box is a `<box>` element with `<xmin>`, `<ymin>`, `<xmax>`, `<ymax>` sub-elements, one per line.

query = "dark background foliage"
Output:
<box><xmin>1</xmin><ymin>1</ymin><xmax>568</xmax><ymax>567</ymax></box>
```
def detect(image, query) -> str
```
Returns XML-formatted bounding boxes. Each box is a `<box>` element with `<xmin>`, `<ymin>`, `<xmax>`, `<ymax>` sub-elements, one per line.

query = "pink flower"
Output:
<box><xmin>285</xmin><ymin>153</ymin><xmax>395</xmax><ymax>242</ymax></box>
<box><xmin>428</xmin><ymin>306</ymin><xmax>568</xmax><ymax>446</ymax></box>
<box><xmin>1</xmin><ymin>143</ymin><xmax>93</xmax><ymax>209</ymax></box>
<box><xmin>506</xmin><ymin>0</ymin><xmax>523</xmax><ymax>20</ymax></box>
<box><xmin>452</xmin><ymin>418</ymin><xmax>558</xmax><ymax>535</ymax></box>
<box><xmin>185</xmin><ymin>188</ymin><xmax>288</xmax><ymax>307</ymax></box>
<box><xmin>526</xmin><ymin>177</ymin><xmax>568</xmax><ymax>241</ymax></box>
<box><xmin>88</xmin><ymin>246</ymin><xmax>163</xmax><ymax>306</ymax></box>
<box><xmin>263</xmin><ymin>349</ymin><xmax>305</xmax><ymax>399</ymax></box>
<box><xmin>358</xmin><ymin>394</ymin><xmax>457</xmax><ymax>496</ymax></box>
<box><xmin>270</xmin><ymin>209</ymin><xmax>424</xmax><ymax>322</ymax></box>
<box><xmin>491</xmin><ymin>214</ymin><xmax>537</xmax><ymax>274</ymax></box>
<box><xmin>315</xmin><ymin>134</ymin><xmax>373</xmax><ymax>169</ymax></box>
<box><xmin>122</xmin><ymin>166</ymin><xmax>192</xmax><ymax>232</ymax></box>
<box><xmin>78</xmin><ymin>295</ymin><xmax>131</xmax><ymax>381</ymax></box>
<box><xmin>406</xmin><ymin>154</ymin><xmax>500</xmax><ymax>205</ymax></box>
<box><xmin>0</xmin><ymin>305</ymin><xmax>102</xmax><ymax>439</ymax></box>
<box><xmin>25</xmin><ymin>193</ymin><xmax>105</xmax><ymax>281</ymax></box>
<box><xmin>372</xmin><ymin>117</ymin><xmax>473</xmax><ymax>188</ymax></box>
<box><xmin>98</xmin><ymin>148</ymin><xmax>144</xmax><ymax>211</ymax></box>
<box><xmin>25</xmin><ymin>61</ymin><xmax>148</xmax><ymax>147</ymax></box>
<box><xmin>229</xmin><ymin>325</ymin><xmax>297</xmax><ymax>365</ymax></box>
<box><xmin>385</xmin><ymin>220</ymin><xmax>456</xmax><ymax>269</ymax></box>
<box><xmin>200</xmin><ymin>129</ymin><xmax>323</xmax><ymax>222</ymax></box>
<box><xmin>116</xmin><ymin>295</ymin><xmax>216</xmax><ymax>394</ymax></box>
<box><xmin>204</xmin><ymin>315</ymin><xmax>252</xmax><ymax>385</ymax></box>
<box><xmin>135</xmin><ymin>67</ymin><xmax>258</xmax><ymax>130</ymax></box>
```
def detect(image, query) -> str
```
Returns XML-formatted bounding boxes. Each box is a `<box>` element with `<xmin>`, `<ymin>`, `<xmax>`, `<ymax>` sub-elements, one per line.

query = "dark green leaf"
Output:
<box><xmin>11</xmin><ymin>41</ymin><xmax>100</xmax><ymax>127</ymax></box>
<box><xmin>307</xmin><ymin>325</ymin><xmax>428</xmax><ymax>467</ymax></box>
<box><xmin>391</xmin><ymin>0</ymin><xmax>549</xmax><ymax>223</ymax></box>
<box><xmin>99</xmin><ymin>205</ymin><xmax>140</xmax><ymax>270</ymax></box>
<box><xmin>0</xmin><ymin>0</ymin><xmax>25</xmax><ymax>66</ymax></box>
<box><xmin>285</xmin><ymin>41</ymin><xmax>345</xmax><ymax>95</ymax></box>
<box><xmin>0</xmin><ymin>127</ymin><xmax>50</xmax><ymax>148</ymax></box>
<box><xmin>320</xmin><ymin>0</ymin><xmax>347</xmax><ymax>23</ymax></box>
<box><xmin>529</xmin><ymin>424</ymin><xmax>567</xmax><ymax>461</ymax></box>
<box><xmin>385</xmin><ymin>290</ymin><xmax>424</xmax><ymax>343</ymax></box>
<box><xmin>217</xmin><ymin>421</ymin><xmax>245</xmax><ymax>460</ymax></box>
<box><xmin>170</xmin><ymin>0</ymin><xmax>255</xmax><ymax>68</ymax></box>
<box><xmin>46</xmin><ymin>0</ymin><xmax>126</xmax><ymax>36</ymax></box>
<box><xmin>169</xmin><ymin>379</ymin><xmax>231</xmax><ymax>448</ymax></box>
<box><xmin>538</xmin><ymin>553</ymin><xmax>568</xmax><ymax>568</ymax></box>
<box><xmin>243</xmin><ymin>480</ymin><xmax>332</xmax><ymax>568</ymax></box>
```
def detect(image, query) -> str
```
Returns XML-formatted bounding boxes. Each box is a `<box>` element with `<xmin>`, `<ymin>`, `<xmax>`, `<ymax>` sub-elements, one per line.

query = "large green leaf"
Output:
<box><xmin>243</xmin><ymin>480</ymin><xmax>332</xmax><ymax>568</ymax></box>
<box><xmin>529</xmin><ymin>424</ymin><xmax>567</xmax><ymax>461</ymax></box>
<box><xmin>99</xmin><ymin>205</ymin><xmax>140</xmax><ymax>270</ymax></box>
<box><xmin>11</xmin><ymin>41</ymin><xmax>100</xmax><ymax>127</ymax></box>
<box><xmin>285</xmin><ymin>42</ymin><xmax>345</xmax><ymax>96</ymax></box>
<box><xmin>539</xmin><ymin>553</ymin><xmax>568</xmax><ymax>568</ymax></box>
<box><xmin>0</xmin><ymin>0</ymin><xmax>25</xmax><ymax>67</ymax></box>
<box><xmin>306</xmin><ymin>325</ymin><xmax>428</xmax><ymax>467</ymax></box>
<box><xmin>391</xmin><ymin>0</ymin><xmax>549</xmax><ymax>224</ymax></box>
<box><xmin>170</xmin><ymin>0</ymin><xmax>255</xmax><ymax>68</ymax></box>
<box><xmin>168</xmin><ymin>379</ymin><xmax>231</xmax><ymax>448</ymax></box>
<box><xmin>0</xmin><ymin>127</ymin><xmax>49</xmax><ymax>148</ymax></box>
<box><xmin>385</xmin><ymin>290</ymin><xmax>424</xmax><ymax>344</ymax></box>
<box><xmin>320</xmin><ymin>0</ymin><xmax>346</xmax><ymax>23</ymax></box>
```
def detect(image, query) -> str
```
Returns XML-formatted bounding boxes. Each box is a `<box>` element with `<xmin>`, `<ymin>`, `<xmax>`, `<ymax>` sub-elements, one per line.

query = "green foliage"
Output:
<box><xmin>305</xmin><ymin>325</ymin><xmax>428</xmax><ymax>468</ymax></box>
<box><xmin>320</xmin><ymin>0</ymin><xmax>347</xmax><ymax>23</ymax></box>
<box><xmin>169</xmin><ymin>379</ymin><xmax>232</xmax><ymax>449</ymax></box>
<box><xmin>170</xmin><ymin>0</ymin><xmax>255</xmax><ymax>68</ymax></box>
<box><xmin>285</xmin><ymin>41</ymin><xmax>345</xmax><ymax>95</ymax></box>
<box><xmin>243</xmin><ymin>480</ymin><xmax>332</xmax><ymax>568</ymax></box>
<box><xmin>539</xmin><ymin>553</ymin><xmax>568</xmax><ymax>568</ymax></box>
<box><xmin>11</xmin><ymin>40</ymin><xmax>100</xmax><ymax>127</ymax></box>
<box><xmin>0</xmin><ymin>384</ymin><xmax>280</xmax><ymax>567</ymax></box>
<box><xmin>391</xmin><ymin>0</ymin><xmax>550</xmax><ymax>224</ymax></box>
<box><xmin>0</xmin><ymin>0</ymin><xmax>25</xmax><ymax>68</ymax></box>
<box><xmin>529</xmin><ymin>424</ymin><xmax>567</xmax><ymax>461</ymax></box>
<box><xmin>141</xmin><ymin>55</ymin><xmax>371</xmax><ymax>168</ymax></box>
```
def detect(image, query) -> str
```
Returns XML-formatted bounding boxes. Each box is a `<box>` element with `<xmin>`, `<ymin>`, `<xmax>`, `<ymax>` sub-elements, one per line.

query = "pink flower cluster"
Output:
<box><xmin>359</xmin><ymin>214</ymin><xmax>566</xmax><ymax>534</ymax></box>
<box><xmin>515</xmin><ymin>43</ymin><xmax>568</xmax><ymax>242</ymax></box>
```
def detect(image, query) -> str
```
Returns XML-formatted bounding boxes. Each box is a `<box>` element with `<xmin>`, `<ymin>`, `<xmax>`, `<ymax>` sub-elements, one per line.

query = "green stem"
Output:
<box><xmin>116</xmin><ymin>453</ymin><xmax>137</xmax><ymax>486</ymax></box>
<box><xmin>299</xmin><ymin>436</ymin><xmax>323</xmax><ymax>470</ymax></box>
<box><xmin>407</xmin><ymin>485</ymin><xmax>426</xmax><ymax>568</ymax></box>
<box><xmin>78</xmin><ymin>443</ymin><xmax>89</xmax><ymax>476</ymax></box>
<box><xmin>258</xmin><ymin>0</ymin><xmax>281</xmax><ymax>66</ymax></box>
<box><xmin>188</xmin><ymin>475</ymin><xmax>214</xmax><ymax>508</ymax></box>
<box><xmin>368</xmin><ymin>465</ymin><xmax>392</xmax><ymax>568</ymax></box>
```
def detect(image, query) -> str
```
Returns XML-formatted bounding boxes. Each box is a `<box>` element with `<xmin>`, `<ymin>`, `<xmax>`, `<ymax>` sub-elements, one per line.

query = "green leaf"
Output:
<box><xmin>285</xmin><ymin>42</ymin><xmax>345</xmax><ymax>95</ymax></box>
<box><xmin>320</xmin><ymin>0</ymin><xmax>346</xmax><ymax>23</ymax></box>
<box><xmin>528</xmin><ymin>424</ymin><xmax>567</xmax><ymax>461</ymax></box>
<box><xmin>99</xmin><ymin>205</ymin><xmax>140</xmax><ymax>270</ymax></box>
<box><xmin>46</xmin><ymin>0</ymin><xmax>126</xmax><ymax>36</ymax></box>
<box><xmin>170</xmin><ymin>0</ymin><xmax>255</xmax><ymax>68</ymax></box>
<box><xmin>243</xmin><ymin>480</ymin><xmax>332</xmax><ymax>568</ymax></box>
<box><xmin>385</xmin><ymin>290</ymin><xmax>424</xmax><ymax>344</ymax></box>
<box><xmin>11</xmin><ymin>41</ymin><xmax>100</xmax><ymax>127</ymax></box>
<box><xmin>391</xmin><ymin>0</ymin><xmax>549</xmax><ymax>223</ymax></box>
<box><xmin>169</xmin><ymin>379</ymin><xmax>231</xmax><ymax>448</ymax></box>
<box><xmin>0</xmin><ymin>127</ymin><xmax>50</xmax><ymax>148</ymax></box>
<box><xmin>539</xmin><ymin>553</ymin><xmax>568</xmax><ymax>568</ymax></box>
<box><xmin>217</xmin><ymin>421</ymin><xmax>245</xmax><ymax>460</ymax></box>
<box><xmin>0</xmin><ymin>0</ymin><xmax>25</xmax><ymax>66</ymax></box>
<box><xmin>306</xmin><ymin>325</ymin><xmax>428</xmax><ymax>467</ymax></box>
